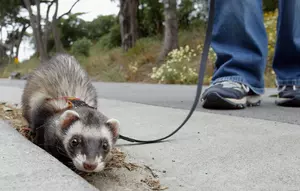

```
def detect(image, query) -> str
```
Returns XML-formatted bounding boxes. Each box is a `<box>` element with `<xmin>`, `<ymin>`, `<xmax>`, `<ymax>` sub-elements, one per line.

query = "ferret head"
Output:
<box><xmin>55</xmin><ymin>107</ymin><xmax>120</xmax><ymax>173</ymax></box>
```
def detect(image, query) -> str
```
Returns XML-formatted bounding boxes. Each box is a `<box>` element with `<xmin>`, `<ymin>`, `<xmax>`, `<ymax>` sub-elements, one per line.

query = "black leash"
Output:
<box><xmin>118</xmin><ymin>0</ymin><xmax>215</xmax><ymax>144</ymax></box>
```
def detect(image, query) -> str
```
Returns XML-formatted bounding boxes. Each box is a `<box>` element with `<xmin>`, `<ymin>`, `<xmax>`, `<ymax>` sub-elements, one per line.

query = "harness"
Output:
<box><xmin>45</xmin><ymin>96</ymin><xmax>96</xmax><ymax>111</ymax></box>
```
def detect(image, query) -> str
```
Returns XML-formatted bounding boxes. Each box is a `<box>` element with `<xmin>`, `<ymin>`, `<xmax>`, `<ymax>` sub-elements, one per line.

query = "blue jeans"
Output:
<box><xmin>211</xmin><ymin>0</ymin><xmax>300</xmax><ymax>94</ymax></box>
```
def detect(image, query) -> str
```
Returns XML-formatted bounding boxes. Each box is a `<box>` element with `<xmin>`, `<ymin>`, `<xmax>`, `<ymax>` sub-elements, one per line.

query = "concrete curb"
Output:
<box><xmin>0</xmin><ymin>121</ymin><xmax>99</xmax><ymax>191</ymax></box>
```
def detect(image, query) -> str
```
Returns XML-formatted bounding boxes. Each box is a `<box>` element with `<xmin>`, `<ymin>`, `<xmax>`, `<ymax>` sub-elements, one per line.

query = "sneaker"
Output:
<box><xmin>275</xmin><ymin>85</ymin><xmax>300</xmax><ymax>107</ymax></box>
<box><xmin>201</xmin><ymin>81</ymin><xmax>261</xmax><ymax>109</ymax></box>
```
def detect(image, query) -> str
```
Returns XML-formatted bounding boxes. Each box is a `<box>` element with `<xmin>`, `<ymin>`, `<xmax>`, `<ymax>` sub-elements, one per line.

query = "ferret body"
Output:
<box><xmin>21</xmin><ymin>53</ymin><xmax>120</xmax><ymax>173</ymax></box>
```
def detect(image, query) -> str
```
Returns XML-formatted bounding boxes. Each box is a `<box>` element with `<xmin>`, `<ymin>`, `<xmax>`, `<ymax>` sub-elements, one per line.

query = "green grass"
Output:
<box><xmin>0</xmin><ymin>57</ymin><xmax>39</xmax><ymax>78</ymax></box>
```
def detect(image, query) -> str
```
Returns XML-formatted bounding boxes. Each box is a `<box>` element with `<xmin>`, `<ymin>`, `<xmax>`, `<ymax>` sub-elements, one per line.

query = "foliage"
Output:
<box><xmin>137</xmin><ymin>0</ymin><xmax>164</xmax><ymax>37</ymax></box>
<box><xmin>58</xmin><ymin>14</ymin><xmax>119</xmax><ymax>50</ymax></box>
<box><xmin>149</xmin><ymin>8</ymin><xmax>278</xmax><ymax>85</ymax></box>
<box><xmin>263</xmin><ymin>0</ymin><xmax>278</xmax><ymax>11</ymax></box>
<box><xmin>0</xmin><ymin>56</ymin><xmax>39</xmax><ymax>78</ymax></box>
<box><xmin>136</xmin><ymin>0</ymin><xmax>208</xmax><ymax>36</ymax></box>
<box><xmin>178</xmin><ymin>0</ymin><xmax>208</xmax><ymax>29</ymax></box>
<box><xmin>264</xmin><ymin>8</ymin><xmax>277</xmax><ymax>62</ymax></box>
<box><xmin>59</xmin><ymin>13</ymin><xmax>89</xmax><ymax>49</ymax></box>
<box><xmin>78</xmin><ymin>48</ymin><xmax>127</xmax><ymax>82</ymax></box>
<box><xmin>0</xmin><ymin>0</ymin><xmax>279</xmax><ymax>88</ymax></box>
<box><xmin>86</xmin><ymin>15</ymin><xmax>117</xmax><ymax>40</ymax></box>
<box><xmin>0</xmin><ymin>0</ymin><xmax>20</xmax><ymax>21</ymax></box>
<box><xmin>126</xmin><ymin>37</ymin><xmax>160</xmax><ymax>57</ymax></box>
<box><xmin>109</xmin><ymin>24</ymin><xmax>122</xmax><ymax>47</ymax></box>
<box><xmin>263</xmin><ymin>9</ymin><xmax>278</xmax><ymax>87</ymax></box>
<box><xmin>71</xmin><ymin>37</ymin><xmax>92</xmax><ymax>57</ymax></box>
<box><xmin>97</xmin><ymin>24</ymin><xmax>121</xmax><ymax>49</ymax></box>
<box><xmin>150</xmin><ymin>45</ymin><xmax>199</xmax><ymax>84</ymax></box>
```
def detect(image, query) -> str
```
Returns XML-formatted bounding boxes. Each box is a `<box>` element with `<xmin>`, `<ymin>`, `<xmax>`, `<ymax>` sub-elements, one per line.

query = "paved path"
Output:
<box><xmin>0</xmin><ymin>79</ymin><xmax>299</xmax><ymax>125</ymax></box>
<box><xmin>1</xmin><ymin>79</ymin><xmax>300</xmax><ymax>190</ymax></box>
<box><xmin>102</xmin><ymin>98</ymin><xmax>300</xmax><ymax>191</ymax></box>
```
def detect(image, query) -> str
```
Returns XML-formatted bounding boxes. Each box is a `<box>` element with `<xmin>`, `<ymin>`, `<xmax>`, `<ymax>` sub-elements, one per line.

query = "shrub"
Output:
<box><xmin>71</xmin><ymin>37</ymin><xmax>93</xmax><ymax>57</ymax></box>
<box><xmin>150</xmin><ymin>45</ymin><xmax>199</xmax><ymax>84</ymax></box>
<box><xmin>126</xmin><ymin>37</ymin><xmax>160</xmax><ymax>57</ymax></box>
<box><xmin>97</xmin><ymin>34</ymin><xmax>111</xmax><ymax>49</ymax></box>
<box><xmin>86</xmin><ymin>15</ymin><xmax>117</xmax><ymax>40</ymax></box>
<box><xmin>109</xmin><ymin>24</ymin><xmax>122</xmax><ymax>48</ymax></box>
<box><xmin>263</xmin><ymin>9</ymin><xmax>278</xmax><ymax>87</ymax></box>
<box><xmin>263</xmin><ymin>0</ymin><xmax>278</xmax><ymax>12</ymax></box>
<box><xmin>150</xmin><ymin>42</ymin><xmax>216</xmax><ymax>84</ymax></box>
<box><xmin>97</xmin><ymin>24</ymin><xmax>121</xmax><ymax>49</ymax></box>
<box><xmin>264</xmin><ymin>8</ymin><xmax>278</xmax><ymax>64</ymax></box>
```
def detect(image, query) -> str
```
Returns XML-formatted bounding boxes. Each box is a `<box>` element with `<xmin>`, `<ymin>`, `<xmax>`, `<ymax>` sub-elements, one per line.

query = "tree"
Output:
<box><xmin>86</xmin><ymin>15</ymin><xmax>117</xmax><ymax>40</ymax></box>
<box><xmin>22</xmin><ymin>0</ymin><xmax>81</xmax><ymax>62</ymax></box>
<box><xmin>23</xmin><ymin>0</ymin><xmax>49</xmax><ymax>62</ymax></box>
<box><xmin>119</xmin><ymin>0</ymin><xmax>139</xmax><ymax>51</ymax></box>
<box><xmin>157</xmin><ymin>0</ymin><xmax>178</xmax><ymax>63</ymax></box>
<box><xmin>52</xmin><ymin>0</ymin><xmax>80</xmax><ymax>52</ymax></box>
<box><xmin>0</xmin><ymin>0</ymin><xmax>29</xmax><ymax>62</ymax></box>
<box><xmin>59</xmin><ymin>13</ymin><xmax>88</xmax><ymax>49</ymax></box>
<box><xmin>4</xmin><ymin>17</ymin><xmax>30</xmax><ymax>59</ymax></box>
<box><xmin>137</xmin><ymin>0</ymin><xmax>164</xmax><ymax>37</ymax></box>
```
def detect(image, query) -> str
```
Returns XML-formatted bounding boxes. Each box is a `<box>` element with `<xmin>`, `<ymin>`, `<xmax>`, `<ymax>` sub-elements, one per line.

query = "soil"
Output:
<box><xmin>0</xmin><ymin>102</ymin><xmax>168</xmax><ymax>191</ymax></box>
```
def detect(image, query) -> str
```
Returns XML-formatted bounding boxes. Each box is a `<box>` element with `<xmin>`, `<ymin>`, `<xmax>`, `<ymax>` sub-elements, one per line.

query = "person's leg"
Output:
<box><xmin>272</xmin><ymin>0</ymin><xmax>300</xmax><ymax>107</ymax></box>
<box><xmin>201</xmin><ymin>0</ymin><xmax>268</xmax><ymax>109</ymax></box>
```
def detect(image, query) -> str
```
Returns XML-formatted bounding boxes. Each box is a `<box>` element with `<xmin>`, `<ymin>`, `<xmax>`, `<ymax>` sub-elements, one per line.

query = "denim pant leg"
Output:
<box><xmin>273</xmin><ymin>0</ymin><xmax>300</xmax><ymax>86</ymax></box>
<box><xmin>210</xmin><ymin>0</ymin><xmax>268</xmax><ymax>95</ymax></box>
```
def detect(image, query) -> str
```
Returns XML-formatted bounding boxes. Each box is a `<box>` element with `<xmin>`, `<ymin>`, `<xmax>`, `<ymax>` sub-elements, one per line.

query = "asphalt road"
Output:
<box><xmin>0</xmin><ymin>79</ymin><xmax>299</xmax><ymax>125</ymax></box>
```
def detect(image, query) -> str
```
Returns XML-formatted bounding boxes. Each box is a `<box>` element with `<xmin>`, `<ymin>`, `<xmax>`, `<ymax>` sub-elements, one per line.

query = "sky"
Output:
<box><xmin>17</xmin><ymin>0</ymin><xmax>119</xmax><ymax>61</ymax></box>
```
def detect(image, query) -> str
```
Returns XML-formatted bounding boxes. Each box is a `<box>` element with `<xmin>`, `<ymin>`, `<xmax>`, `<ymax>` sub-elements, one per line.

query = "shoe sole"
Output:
<box><xmin>201</xmin><ymin>92</ymin><xmax>261</xmax><ymax>109</ymax></box>
<box><xmin>275</xmin><ymin>97</ymin><xmax>300</xmax><ymax>107</ymax></box>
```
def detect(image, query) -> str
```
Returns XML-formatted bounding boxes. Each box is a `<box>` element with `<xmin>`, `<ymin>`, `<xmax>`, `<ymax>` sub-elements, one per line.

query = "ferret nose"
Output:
<box><xmin>83</xmin><ymin>162</ymin><xmax>97</xmax><ymax>171</ymax></box>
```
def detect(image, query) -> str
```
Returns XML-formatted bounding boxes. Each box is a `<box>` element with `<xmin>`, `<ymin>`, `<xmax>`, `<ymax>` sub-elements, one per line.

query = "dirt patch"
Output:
<box><xmin>0</xmin><ymin>102</ymin><xmax>167</xmax><ymax>191</ymax></box>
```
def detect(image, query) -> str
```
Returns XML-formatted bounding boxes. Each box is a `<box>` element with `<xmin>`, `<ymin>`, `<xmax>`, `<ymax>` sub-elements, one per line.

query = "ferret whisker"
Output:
<box><xmin>56</xmin><ymin>146</ymin><xmax>69</xmax><ymax>158</ymax></box>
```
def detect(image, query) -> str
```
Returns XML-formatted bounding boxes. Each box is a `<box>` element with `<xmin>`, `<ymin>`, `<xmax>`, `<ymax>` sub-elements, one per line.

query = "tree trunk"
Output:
<box><xmin>16</xmin><ymin>24</ymin><xmax>29</xmax><ymax>59</ymax></box>
<box><xmin>129</xmin><ymin>0</ymin><xmax>138</xmax><ymax>47</ymax></box>
<box><xmin>0</xmin><ymin>45</ymin><xmax>5</xmax><ymax>66</ymax></box>
<box><xmin>52</xmin><ymin>21</ymin><xmax>64</xmax><ymax>52</ymax></box>
<box><xmin>43</xmin><ymin>1</ymin><xmax>55</xmax><ymax>54</ymax></box>
<box><xmin>35</xmin><ymin>0</ymin><xmax>49</xmax><ymax>61</ymax></box>
<box><xmin>157</xmin><ymin>0</ymin><xmax>179</xmax><ymax>63</ymax></box>
<box><xmin>23</xmin><ymin>0</ymin><xmax>49</xmax><ymax>62</ymax></box>
<box><xmin>43</xmin><ymin>22</ymin><xmax>51</xmax><ymax>53</ymax></box>
<box><xmin>119</xmin><ymin>0</ymin><xmax>138</xmax><ymax>51</ymax></box>
<box><xmin>52</xmin><ymin>0</ymin><xmax>64</xmax><ymax>53</ymax></box>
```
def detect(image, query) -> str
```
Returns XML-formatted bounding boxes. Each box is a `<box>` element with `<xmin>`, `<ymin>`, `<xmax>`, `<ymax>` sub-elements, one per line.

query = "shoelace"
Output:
<box><xmin>214</xmin><ymin>81</ymin><xmax>250</xmax><ymax>93</ymax></box>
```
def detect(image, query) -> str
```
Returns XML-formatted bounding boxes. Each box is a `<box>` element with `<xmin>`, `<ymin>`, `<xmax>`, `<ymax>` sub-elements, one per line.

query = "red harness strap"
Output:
<box><xmin>45</xmin><ymin>96</ymin><xmax>95</xmax><ymax>110</ymax></box>
<box><xmin>45</xmin><ymin>96</ymin><xmax>81</xmax><ymax>110</ymax></box>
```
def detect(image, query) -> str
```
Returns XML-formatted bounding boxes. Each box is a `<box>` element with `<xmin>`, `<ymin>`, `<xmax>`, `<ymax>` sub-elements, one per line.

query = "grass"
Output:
<box><xmin>0</xmin><ymin>9</ymin><xmax>278</xmax><ymax>87</ymax></box>
<box><xmin>0</xmin><ymin>57</ymin><xmax>39</xmax><ymax>78</ymax></box>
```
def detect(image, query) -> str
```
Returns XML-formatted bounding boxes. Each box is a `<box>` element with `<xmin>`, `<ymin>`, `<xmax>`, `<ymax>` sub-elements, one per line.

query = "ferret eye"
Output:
<box><xmin>102</xmin><ymin>142</ymin><xmax>108</xmax><ymax>151</ymax></box>
<box><xmin>71</xmin><ymin>138</ymin><xmax>80</xmax><ymax>147</ymax></box>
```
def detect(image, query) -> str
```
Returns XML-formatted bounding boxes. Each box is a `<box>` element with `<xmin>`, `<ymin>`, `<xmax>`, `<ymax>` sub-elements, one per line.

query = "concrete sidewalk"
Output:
<box><xmin>100</xmin><ymin>98</ymin><xmax>300</xmax><ymax>191</ymax></box>
<box><xmin>0</xmin><ymin>121</ymin><xmax>98</xmax><ymax>191</ymax></box>
<box><xmin>1</xmin><ymin>85</ymin><xmax>300</xmax><ymax>190</ymax></box>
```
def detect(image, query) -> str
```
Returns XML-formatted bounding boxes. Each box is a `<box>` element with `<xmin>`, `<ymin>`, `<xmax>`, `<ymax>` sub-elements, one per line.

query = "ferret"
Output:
<box><xmin>21</xmin><ymin>53</ymin><xmax>120</xmax><ymax>173</ymax></box>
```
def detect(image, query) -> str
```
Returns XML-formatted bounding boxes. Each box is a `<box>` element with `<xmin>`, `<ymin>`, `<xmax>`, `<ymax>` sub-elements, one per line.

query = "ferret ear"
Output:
<box><xmin>59</xmin><ymin>110</ymin><xmax>80</xmax><ymax>129</ymax></box>
<box><xmin>106</xmin><ymin>118</ymin><xmax>120</xmax><ymax>143</ymax></box>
